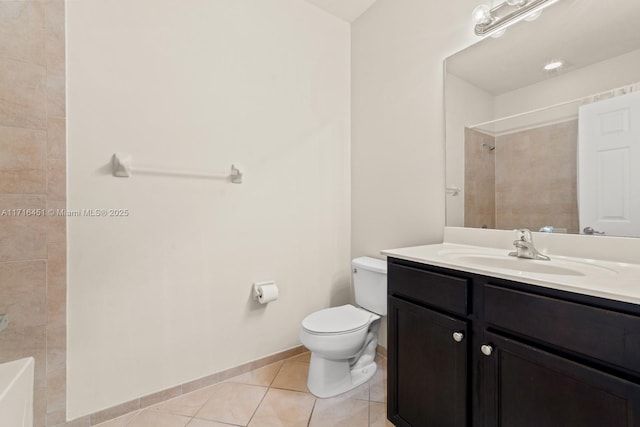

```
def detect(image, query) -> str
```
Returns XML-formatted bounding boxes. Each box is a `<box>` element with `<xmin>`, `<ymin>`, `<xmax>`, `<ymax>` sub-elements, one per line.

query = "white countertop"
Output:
<box><xmin>381</xmin><ymin>243</ymin><xmax>640</xmax><ymax>306</ymax></box>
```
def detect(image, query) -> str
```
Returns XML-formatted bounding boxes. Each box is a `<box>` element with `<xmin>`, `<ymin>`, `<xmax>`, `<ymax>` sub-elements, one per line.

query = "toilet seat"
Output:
<box><xmin>302</xmin><ymin>305</ymin><xmax>373</xmax><ymax>335</ymax></box>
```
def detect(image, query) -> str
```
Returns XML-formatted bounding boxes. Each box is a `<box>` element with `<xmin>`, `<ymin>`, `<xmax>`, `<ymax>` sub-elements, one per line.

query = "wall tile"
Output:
<box><xmin>47</xmin><ymin>117</ymin><xmax>66</xmax><ymax>160</ymax></box>
<box><xmin>0</xmin><ymin>195</ymin><xmax>47</xmax><ymax>262</ymax></box>
<box><xmin>181</xmin><ymin>373</ymin><xmax>220</xmax><ymax>394</ymax></box>
<box><xmin>0</xmin><ymin>125</ymin><xmax>47</xmax><ymax>193</ymax></box>
<box><xmin>47</xmin><ymin>159</ymin><xmax>66</xmax><ymax>201</ymax></box>
<box><xmin>495</xmin><ymin>120</ymin><xmax>578</xmax><ymax>232</ymax></box>
<box><xmin>2</xmin><ymin>1</ymin><xmax>66</xmax><ymax>426</ymax></box>
<box><xmin>250</xmin><ymin>345</ymin><xmax>305</xmax><ymax>370</ymax></box>
<box><xmin>464</xmin><ymin>128</ymin><xmax>496</xmax><ymax>229</ymax></box>
<box><xmin>47</xmin><ymin>242</ymin><xmax>66</xmax><ymax>287</ymax></box>
<box><xmin>47</xmin><ymin>282</ymin><xmax>66</xmax><ymax>326</ymax></box>
<box><xmin>90</xmin><ymin>400</ymin><xmax>141</xmax><ymax>426</ymax></box>
<box><xmin>45</xmin><ymin>0</ymin><xmax>65</xmax><ymax>76</ymax></box>
<box><xmin>47</xmin><ymin>200</ymin><xmax>67</xmax><ymax>244</ymax></box>
<box><xmin>47</xmin><ymin>409</ymin><xmax>66</xmax><ymax>427</ymax></box>
<box><xmin>47</xmin><ymin>73</ymin><xmax>66</xmax><ymax>118</ymax></box>
<box><xmin>0</xmin><ymin>58</ymin><xmax>47</xmax><ymax>130</ymax></box>
<box><xmin>0</xmin><ymin>260</ymin><xmax>46</xmax><ymax>328</ymax></box>
<box><xmin>47</xmin><ymin>322</ymin><xmax>66</xmax><ymax>372</ymax></box>
<box><xmin>57</xmin><ymin>416</ymin><xmax>91</xmax><ymax>427</ymax></box>
<box><xmin>47</xmin><ymin>366</ymin><xmax>66</xmax><ymax>413</ymax></box>
<box><xmin>139</xmin><ymin>386</ymin><xmax>182</xmax><ymax>408</ymax></box>
<box><xmin>0</xmin><ymin>1</ymin><xmax>46</xmax><ymax>65</ymax></box>
<box><xmin>35</xmin><ymin>385</ymin><xmax>47</xmax><ymax>427</ymax></box>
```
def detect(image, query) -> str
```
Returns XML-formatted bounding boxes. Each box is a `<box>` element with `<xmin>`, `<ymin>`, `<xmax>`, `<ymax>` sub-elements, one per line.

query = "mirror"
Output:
<box><xmin>445</xmin><ymin>0</ymin><xmax>640</xmax><ymax>237</ymax></box>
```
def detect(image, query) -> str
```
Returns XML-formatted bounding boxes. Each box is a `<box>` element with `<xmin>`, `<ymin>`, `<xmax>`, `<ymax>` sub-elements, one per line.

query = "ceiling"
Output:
<box><xmin>446</xmin><ymin>0</ymin><xmax>640</xmax><ymax>95</ymax></box>
<box><xmin>303</xmin><ymin>0</ymin><xmax>377</xmax><ymax>22</ymax></box>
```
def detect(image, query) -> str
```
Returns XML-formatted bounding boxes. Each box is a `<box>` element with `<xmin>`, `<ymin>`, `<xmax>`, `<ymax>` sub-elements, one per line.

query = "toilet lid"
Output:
<box><xmin>302</xmin><ymin>305</ymin><xmax>372</xmax><ymax>334</ymax></box>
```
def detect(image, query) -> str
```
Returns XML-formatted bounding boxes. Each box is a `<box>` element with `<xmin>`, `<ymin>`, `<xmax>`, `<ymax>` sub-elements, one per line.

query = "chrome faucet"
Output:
<box><xmin>508</xmin><ymin>229</ymin><xmax>550</xmax><ymax>261</ymax></box>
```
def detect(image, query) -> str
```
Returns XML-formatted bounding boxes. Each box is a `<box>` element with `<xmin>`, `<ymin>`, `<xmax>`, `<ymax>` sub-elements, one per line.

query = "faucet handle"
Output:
<box><xmin>514</xmin><ymin>228</ymin><xmax>533</xmax><ymax>242</ymax></box>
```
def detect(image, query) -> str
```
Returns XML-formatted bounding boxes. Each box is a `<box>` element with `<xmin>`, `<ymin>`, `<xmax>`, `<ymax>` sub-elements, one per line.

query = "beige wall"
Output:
<box><xmin>351</xmin><ymin>0</ymin><xmax>479</xmax><ymax>346</ymax></box>
<box><xmin>0</xmin><ymin>2</ymin><xmax>66</xmax><ymax>427</ymax></box>
<box><xmin>351</xmin><ymin>0</ymin><xmax>478</xmax><ymax>257</ymax></box>
<box><xmin>67</xmin><ymin>0</ymin><xmax>350</xmax><ymax>419</ymax></box>
<box><xmin>494</xmin><ymin>49</ymin><xmax>640</xmax><ymax>118</ymax></box>
<box><xmin>445</xmin><ymin>73</ymin><xmax>495</xmax><ymax>227</ymax></box>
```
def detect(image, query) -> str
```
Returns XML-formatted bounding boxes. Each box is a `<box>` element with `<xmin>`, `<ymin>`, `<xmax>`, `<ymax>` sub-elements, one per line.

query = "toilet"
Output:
<box><xmin>300</xmin><ymin>256</ymin><xmax>387</xmax><ymax>398</ymax></box>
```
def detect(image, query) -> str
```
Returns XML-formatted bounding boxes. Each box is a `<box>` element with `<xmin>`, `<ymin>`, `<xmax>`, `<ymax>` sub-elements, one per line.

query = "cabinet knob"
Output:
<box><xmin>481</xmin><ymin>344</ymin><xmax>494</xmax><ymax>356</ymax></box>
<box><xmin>452</xmin><ymin>331</ymin><xmax>464</xmax><ymax>342</ymax></box>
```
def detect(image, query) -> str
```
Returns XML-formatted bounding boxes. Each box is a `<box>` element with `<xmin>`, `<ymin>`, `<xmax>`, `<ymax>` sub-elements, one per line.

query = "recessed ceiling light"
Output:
<box><xmin>544</xmin><ymin>60</ymin><xmax>563</xmax><ymax>71</ymax></box>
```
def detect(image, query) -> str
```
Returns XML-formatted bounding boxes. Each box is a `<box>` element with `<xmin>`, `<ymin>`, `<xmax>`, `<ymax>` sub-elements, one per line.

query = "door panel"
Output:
<box><xmin>578</xmin><ymin>91</ymin><xmax>640</xmax><ymax>237</ymax></box>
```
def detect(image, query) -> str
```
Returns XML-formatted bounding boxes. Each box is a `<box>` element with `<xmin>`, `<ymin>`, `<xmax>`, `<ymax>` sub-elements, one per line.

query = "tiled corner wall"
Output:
<box><xmin>0</xmin><ymin>1</ymin><xmax>66</xmax><ymax>426</ymax></box>
<box><xmin>464</xmin><ymin>127</ymin><xmax>496</xmax><ymax>229</ymax></box>
<box><xmin>464</xmin><ymin>121</ymin><xmax>578</xmax><ymax>233</ymax></box>
<box><xmin>495</xmin><ymin>120</ymin><xmax>578</xmax><ymax>233</ymax></box>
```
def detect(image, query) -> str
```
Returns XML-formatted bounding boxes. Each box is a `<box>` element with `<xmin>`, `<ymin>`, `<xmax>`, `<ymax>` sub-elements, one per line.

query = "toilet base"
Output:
<box><xmin>307</xmin><ymin>353</ymin><xmax>378</xmax><ymax>398</ymax></box>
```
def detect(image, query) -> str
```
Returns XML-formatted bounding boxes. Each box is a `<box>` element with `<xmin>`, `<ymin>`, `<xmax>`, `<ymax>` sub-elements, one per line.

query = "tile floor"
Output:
<box><xmin>95</xmin><ymin>352</ymin><xmax>392</xmax><ymax>427</ymax></box>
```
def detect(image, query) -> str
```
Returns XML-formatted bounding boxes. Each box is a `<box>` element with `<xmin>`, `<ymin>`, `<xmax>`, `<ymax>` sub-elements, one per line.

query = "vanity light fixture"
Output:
<box><xmin>472</xmin><ymin>0</ymin><xmax>560</xmax><ymax>37</ymax></box>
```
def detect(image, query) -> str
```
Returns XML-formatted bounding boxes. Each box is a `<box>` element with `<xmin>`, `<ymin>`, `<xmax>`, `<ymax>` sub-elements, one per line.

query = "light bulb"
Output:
<box><xmin>544</xmin><ymin>60</ymin><xmax>563</xmax><ymax>71</ymax></box>
<box><xmin>524</xmin><ymin>10</ymin><xmax>542</xmax><ymax>21</ymax></box>
<box><xmin>472</xmin><ymin>4</ymin><xmax>493</xmax><ymax>25</ymax></box>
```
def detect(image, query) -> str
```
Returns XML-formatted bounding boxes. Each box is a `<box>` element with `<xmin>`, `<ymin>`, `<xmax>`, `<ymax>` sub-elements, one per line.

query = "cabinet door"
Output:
<box><xmin>388</xmin><ymin>296</ymin><xmax>469</xmax><ymax>427</ymax></box>
<box><xmin>480</xmin><ymin>331</ymin><xmax>640</xmax><ymax>427</ymax></box>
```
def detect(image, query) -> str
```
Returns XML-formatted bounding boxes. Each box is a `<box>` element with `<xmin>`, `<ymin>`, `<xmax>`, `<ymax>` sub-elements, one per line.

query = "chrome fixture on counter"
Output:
<box><xmin>583</xmin><ymin>227</ymin><xmax>605</xmax><ymax>235</ymax></box>
<box><xmin>472</xmin><ymin>0</ymin><xmax>560</xmax><ymax>37</ymax></box>
<box><xmin>509</xmin><ymin>228</ymin><xmax>551</xmax><ymax>260</ymax></box>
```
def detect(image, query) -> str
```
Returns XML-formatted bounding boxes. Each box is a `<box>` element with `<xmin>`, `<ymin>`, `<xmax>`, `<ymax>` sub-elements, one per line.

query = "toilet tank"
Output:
<box><xmin>352</xmin><ymin>257</ymin><xmax>387</xmax><ymax>316</ymax></box>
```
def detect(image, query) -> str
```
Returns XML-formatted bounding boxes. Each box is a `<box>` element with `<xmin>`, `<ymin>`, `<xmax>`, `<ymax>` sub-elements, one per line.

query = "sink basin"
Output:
<box><xmin>442</xmin><ymin>253</ymin><xmax>618</xmax><ymax>277</ymax></box>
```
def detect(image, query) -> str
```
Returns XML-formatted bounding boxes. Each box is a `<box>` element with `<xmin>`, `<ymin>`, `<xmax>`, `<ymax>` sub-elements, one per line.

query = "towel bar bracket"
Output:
<box><xmin>111</xmin><ymin>153</ymin><xmax>242</xmax><ymax>184</ymax></box>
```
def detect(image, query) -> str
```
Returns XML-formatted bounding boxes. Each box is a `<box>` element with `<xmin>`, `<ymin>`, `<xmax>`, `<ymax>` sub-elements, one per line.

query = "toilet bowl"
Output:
<box><xmin>300</xmin><ymin>257</ymin><xmax>387</xmax><ymax>398</ymax></box>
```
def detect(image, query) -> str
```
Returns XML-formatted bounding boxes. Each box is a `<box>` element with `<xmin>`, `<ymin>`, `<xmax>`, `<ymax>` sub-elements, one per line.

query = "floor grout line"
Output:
<box><xmin>306</xmin><ymin>399</ymin><xmax>317</xmax><ymax>427</ymax></box>
<box><xmin>97</xmin><ymin>352</ymin><xmax>387</xmax><ymax>427</ymax></box>
<box><xmin>267</xmin><ymin>360</ymin><xmax>285</xmax><ymax>388</ymax></box>
<box><xmin>244</xmin><ymin>386</ymin><xmax>269</xmax><ymax>427</ymax></box>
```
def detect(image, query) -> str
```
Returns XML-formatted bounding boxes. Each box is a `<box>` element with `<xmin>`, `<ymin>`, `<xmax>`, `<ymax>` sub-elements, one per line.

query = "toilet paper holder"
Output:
<box><xmin>253</xmin><ymin>281</ymin><xmax>278</xmax><ymax>304</ymax></box>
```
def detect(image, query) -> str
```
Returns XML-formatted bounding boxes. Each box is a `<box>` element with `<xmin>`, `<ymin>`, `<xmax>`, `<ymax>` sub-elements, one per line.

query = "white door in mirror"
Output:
<box><xmin>578</xmin><ymin>91</ymin><xmax>640</xmax><ymax>237</ymax></box>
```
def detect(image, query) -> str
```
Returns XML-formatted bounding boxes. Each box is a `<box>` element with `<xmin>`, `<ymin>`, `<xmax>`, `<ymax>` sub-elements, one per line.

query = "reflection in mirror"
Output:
<box><xmin>445</xmin><ymin>0</ymin><xmax>640</xmax><ymax>237</ymax></box>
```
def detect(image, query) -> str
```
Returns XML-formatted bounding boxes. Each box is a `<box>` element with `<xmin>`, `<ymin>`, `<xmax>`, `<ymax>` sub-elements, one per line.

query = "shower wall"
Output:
<box><xmin>464</xmin><ymin>120</ymin><xmax>578</xmax><ymax>233</ymax></box>
<box><xmin>0</xmin><ymin>2</ymin><xmax>66</xmax><ymax>427</ymax></box>
<box><xmin>464</xmin><ymin>128</ymin><xmax>496</xmax><ymax>229</ymax></box>
<box><xmin>495</xmin><ymin>120</ymin><xmax>578</xmax><ymax>233</ymax></box>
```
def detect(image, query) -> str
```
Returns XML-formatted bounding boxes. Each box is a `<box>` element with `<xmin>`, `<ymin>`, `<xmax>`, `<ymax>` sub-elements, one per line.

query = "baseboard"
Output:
<box><xmin>70</xmin><ymin>345</ymin><xmax>306</xmax><ymax>426</ymax></box>
<box><xmin>376</xmin><ymin>344</ymin><xmax>387</xmax><ymax>358</ymax></box>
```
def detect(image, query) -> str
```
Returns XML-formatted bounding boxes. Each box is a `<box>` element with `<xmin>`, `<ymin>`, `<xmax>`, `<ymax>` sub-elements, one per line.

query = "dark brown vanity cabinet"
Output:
<box><xmin>387</xmin><ymin>262</ymin><xmax>471</xmax><ymax>427</ymax></box>
<box><xmin>387</xmin><ymin>258</ymin><xmax>640</xmax><ymax>427</ymax></box>
<box><xmin>388</xmin><ymin>296</ymin><xmax>469</xmax><ymax>427</ymax></box>
<box><xmin>480</xmin><ymin>331</ymin><xmax>640</xmax><ymax>427</ymax></box>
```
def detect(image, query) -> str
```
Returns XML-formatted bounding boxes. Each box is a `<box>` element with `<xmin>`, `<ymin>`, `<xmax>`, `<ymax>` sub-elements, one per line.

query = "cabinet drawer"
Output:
<box><xmin>484</xmin><ymin>284</ymin><xmax>640</xmax><ymax>374</ymax></box>
<box><xmin>388</xmin><ymin>263</ymin><xmax>470</xmax><ymax>315</ymax></box>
